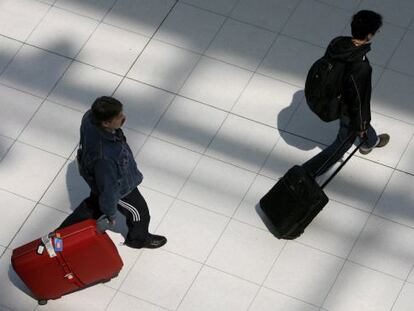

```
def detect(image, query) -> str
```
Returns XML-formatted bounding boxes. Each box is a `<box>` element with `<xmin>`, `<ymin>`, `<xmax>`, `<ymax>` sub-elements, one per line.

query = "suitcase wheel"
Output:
<box><xmin>38</xmin><ymin>299</ymin><xmax>48</xmax><ymax>305</ymax></box>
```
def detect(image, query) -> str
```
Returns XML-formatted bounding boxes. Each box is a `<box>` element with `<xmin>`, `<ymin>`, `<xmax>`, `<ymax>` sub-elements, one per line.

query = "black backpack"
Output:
<box><xmin>305</xmin><ymin>51</ymin><xmax>346</xmax><ymax>122</ymax></box>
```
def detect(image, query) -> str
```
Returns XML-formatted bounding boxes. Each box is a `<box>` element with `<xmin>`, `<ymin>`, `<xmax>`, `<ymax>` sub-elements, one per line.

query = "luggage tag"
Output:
<box><xmin>41</xmin><ymin>235</ymin><xmax>57</xmax><ymax>258</ymax></box>
<box><xmin>37</xmin><ymin>244</ymin><xmax>45</xmax><ymax>255</ymax></box>
<box><xmin>54</xmin><ymin>233</ymin><xmax>63</xmax><ymax>252</ymax></box>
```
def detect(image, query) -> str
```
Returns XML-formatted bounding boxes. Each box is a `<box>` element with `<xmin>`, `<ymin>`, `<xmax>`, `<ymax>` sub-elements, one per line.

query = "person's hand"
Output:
<box><xmin>357</xmin><ymin>130</ymin><xmax>367</xmax><ymax>138</ymax></box>
<box><xmin>109</xmin><ymin>218</ymin><xmax>116</xmax><ymax>226</ymax></box>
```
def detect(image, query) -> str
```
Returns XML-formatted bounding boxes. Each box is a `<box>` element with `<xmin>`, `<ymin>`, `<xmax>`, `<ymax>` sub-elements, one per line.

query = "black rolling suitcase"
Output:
<box><xmin>260</xmin><ymin>136</ymin><xmax>365</xmax><ymax>239</ymax></box>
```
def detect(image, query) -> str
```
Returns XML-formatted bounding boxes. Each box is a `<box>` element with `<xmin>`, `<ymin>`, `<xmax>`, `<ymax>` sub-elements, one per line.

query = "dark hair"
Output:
<box><xmin>91</xmin><ymin>96</ymin><xmax>122</xmax><ymax>124</ymax></box>
<box><xmin>351</xmin><ymin>10</ymin><xmax>383</xmax><ymax>40</ymax></box>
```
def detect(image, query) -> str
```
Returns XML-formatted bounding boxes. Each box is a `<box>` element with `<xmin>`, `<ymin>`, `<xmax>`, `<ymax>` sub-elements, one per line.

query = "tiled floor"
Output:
<box><xmin>1</xmin><ymin>0</ymin><xmax>414</xmax><ymax>310</ymax></box>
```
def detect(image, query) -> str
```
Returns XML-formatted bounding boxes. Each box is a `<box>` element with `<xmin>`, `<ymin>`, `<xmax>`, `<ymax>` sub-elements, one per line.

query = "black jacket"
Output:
<box><xmin>326</xmin><ymin>36</ymin><xmax>372</xmax><ymax>131</ymax></box>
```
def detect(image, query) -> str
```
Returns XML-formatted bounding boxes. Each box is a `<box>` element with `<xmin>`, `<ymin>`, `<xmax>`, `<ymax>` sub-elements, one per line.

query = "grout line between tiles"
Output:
<box><xmin>389</xmin><ymin>264</ymin><xmax>414</xmax><ymax>310</ymax></box>
<box><xmin>317</xmin><ymin>148</ymin><xmax>400</xmax><ymax>308</ymax></box>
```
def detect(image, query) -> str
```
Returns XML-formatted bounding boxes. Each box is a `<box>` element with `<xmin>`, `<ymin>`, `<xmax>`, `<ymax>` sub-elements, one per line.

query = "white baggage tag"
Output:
<box><xmin>41</xmin><ymin>235</ymin><xmax>57</xmax><ymax>258</ymax></box>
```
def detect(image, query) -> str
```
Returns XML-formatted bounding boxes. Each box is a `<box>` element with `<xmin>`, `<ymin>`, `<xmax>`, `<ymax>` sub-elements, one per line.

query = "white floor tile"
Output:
<box><xmin>0</xmin><ymin>45</ymin><xmax>71</xmax><ymax>98</ymax></box>
<box><xmin>0</xmin><ymin>136</ymin><xmax>14</xmax><ymax>160</ymax></box>
<box><xmin>121</xmin><ymin>249</ymin><xmax>201</xmax><ymax>310</ymax></box>
<box><xmin>232</xmin><ymin>74</ymin><xmax>303</xmax><ymax>128</ymax></box>
<box><xmin>54</xmin><ymin>0</ymin><xmax>117</xmax><ymax>20</ymax></box>
<box><xmin>178</xmin><ymin>266</ymin><xmax>258</xmax><ymax>311</ymax></box>
<box><xmin>359</xmin><ymin>0</ymin><xmax>414</xmax><ymax>28</ymax></box>
<box><xmin>258</xmin><ymin>35</ymin><xmax>324</xmax><ymax>87</ymax></box>
<box><xmin>0</xmin><ymin>0</ymin><xmax>49</xmax><ymax>41</ymax></box>
<box><xmin>297</xmin><ymin>200</ymin><xmax>369</xmax><ymax>258</ymax></box>
<box><xmin>102</xmin><ymin>231</ymin><xmax>143</xmax><ymax>291</ymax></box>
<box><xmin>231</xmin><ymin>0</ymin><xmax>300</xmax><ymax>32</ymax></box>
<box><xmin>318</xmin><ymin>0</ymin><xmax>360</xmax><ymax>11</ymax></box>
<box><xmin>282</xmin><ymin>0</ymin><xmax>349</xmax><ymax>47</ymax></box>
<box><xmin>104</xmin><ymin>0</ymin><xmax>175</xmax><ymax>37</ymax></box>
<box><xmin>178</xmin><ymin>156</ymin><xmax>255</xmax><ymax>216</ymax></box>
<box><xmin>157</xmin><ymin>200</ymin><xmax>228</xmax><ymax>262</ymax></box>
<box><xmin>182</xmin><ymin>0</ymin><xmax>238</xmax><ymax>15</ymax></box>
<box><xmin>9</xmin><ymin>203</ymin><xmax>67</xmax><ymax>249</ymax></box>
<box><xmin>138</xmin><ymin>187</ymin><xmax>174</xmax><ymax>232</ymax></box>
<box><xmin>19</xmin><ymin>101</ymin><xmax>82</xmax><ymax>157</ymax></box>
<box><xmin>136</xmin><ymin>138</ymin><xmax>200</xmax><ymax>196</ymax></box>
<box><xmin>0</xmin><ymin>250</ymin><xmax>38</xmax><ymax>311</ymax></box>
<box><xmin>180</xmin><ymin>56</ymin><xmax>252</xmax><ymax>111</ymax></box>
<box><xmin>0</xmin><ymin>1</ymin><xmax>413</xmax><ymax>310</ymax></box>
<box><xmin>38</xmin><ymin>283</ymin><xmax>115</xmax><ymax>311</ymax></box>
<box><xmin>392</xmin><ymin>282</ymin><xmax>414</xmax><ymax>311</ymax></box>
<box><xmin>389</xmin><ymin>30</ymin><xmax>414</xmax><ymax>76</ymax></box>
<box><xmin>205</xmin><ymin>19</ymin><xmax>275</xmax><ymax>71</ymax></box>
<box><xmin>108</xmin><ymin>292</ymin><xmax>166</xmax><ymax>311</ymax></box>
<box><xmin>207</xmin><ymin>220</ymin><xmax>285</xmax><ymax>283</ymax></box>
<box><xmin>285</xmin><ymin>101</ymin><xmax>340</xmax><ymax>146</ymax></box>
<box><xmin>121</xmin><ymin>128</ymin><xmax>147</xmax><ymax>158</ymax></box>
<box><xmin>27</xmin><ymin>7</ymin><xmax>98</xmax><ymax>58</ymax></box>
<box><xmin>48</xmin><ymin>61</ymin><xmax>122</xmax><ymax>112</ymax></box>
<box><xmin>128</xmin><ymin>40</ymin><xmax>199</xmax><ymax>93</ymax></box>
<box><xmin>206</xmin><ymin>115</ymin><xmax>279</xmax><ymax>172</ymax></box>
<box><xmin>0</xmin><ymin>142</ymin><xmax>66</xmax><ymax>201</ymax></box>
<box><xmin>233</xmin><ymin>174</ymin><xmax>276</xmax><ymax>230</ymax></box>
<box><xmin>0</xmin><ymin>36</ymin><xmax>22</xmax><ymax>74</ymax></box>
<box><xmin>114</xmin><ymin>78</ymin><xmax>175</xmax><ymax>135</ymax></box>
<box><xmin>40</xmin><ymin>160</ymin><xmax>89</xmax><ymax>214</ymax></box>
<box><xmin>397</xmin><ymin>135</ymin><xmax>414</xmax><ymax>174</ymax></box>
<box><xmin>374</xmin><ymin>171</ymin><xmax>414</xmax><ymax>228</ymax></box>
<box><xmin>265</xmin><ymin>242</ymin><xmax>344</xmax><ymax>306</ymax></box>
<box><xmin>324</xmin><ymin>156</ymin><xmax>393</xmax><ymax>212</ymax></box>
<box><xmin>371</xmin><ymin>64</ymin><xmax>385</xmax><ymax>88</ymax></box>
<box><xmin>0</xmin><ymin>190</ymin><xmax>35</xmax><ymax>247</ymax></box>
<box><xmin>153</xmin><ymin>97</ymin><xmax>227</xmax><ymax>153</ymax></box>
<box><xmin>250</xmin><ymin>287</ymin><xmax>319</xmax><ymax>311</ymax></box>
<box><xmin>349</xmin><ymin>215</ymin><xmax>414</xmax><ymax>279</ymax></box>
<box><xmin>368</xmin><ymin>23</ymin><xmax>406</xmax><ymax>67</ymax></box>
<box><xmin>0</xmin><ymin>84</ymin><xmax>42</xmax><ymax>139</ymax></box>
<box><xmin>77</xmin><ymin>23</ymin><xmax>148</xmax><ymax>75</ymax></box>
<box><xmin>358</xmin><ymin>112</ymin><xmax>414</xmax><ymax>168</ymax></box>
<box><xmin>261</xmin><ymin>132</ymin><xmax>325</xmax><ymax>180</ymax></box>
<box><xmin>323</xmin><ymin>261</ymin><xmax>403</xmax><ymax>311</ymax></box>
<box><xmin>372</xmin><ymin>69</ymin><xmax>414</xmax><ymax>125</ymax></box>
<box><xmin>408</xmin><ymin>268</ymin><xmax>414</xmax><ymax>283</ymax></box>
<box><xmin>155</xmin><ymin>3</ymin><xmax>225</xmax><ymax>53</ymax></box>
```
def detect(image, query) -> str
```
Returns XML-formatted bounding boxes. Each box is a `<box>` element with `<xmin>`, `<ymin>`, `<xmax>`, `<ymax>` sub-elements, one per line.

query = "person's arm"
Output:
<box><xmin>93</xmin><ymin>159</ymin><xmax>119</xmax><ymax>221</ymax></box>
<box><xmin>344</xmin><ymin>65</ymin><xmax>372</xmax><ymax>135</ymax></box>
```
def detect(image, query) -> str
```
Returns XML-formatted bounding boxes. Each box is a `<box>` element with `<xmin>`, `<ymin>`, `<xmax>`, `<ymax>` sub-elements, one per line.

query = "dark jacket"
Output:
<box><xmin>326</xmin><ymin>36</ymin><xmax>372</xmax><ymax>131</ymax></box>
<box><xmin>77</xmin><ymin>111</ymin><xmax>143</xmax><ymax>220</ymax></box>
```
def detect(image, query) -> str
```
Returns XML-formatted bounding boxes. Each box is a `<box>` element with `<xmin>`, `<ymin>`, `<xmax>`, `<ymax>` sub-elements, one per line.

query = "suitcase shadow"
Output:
<box><xmin>8</xmin><ymin>265</ymin><xmax>34</xmax><ymax>298</ymax></box>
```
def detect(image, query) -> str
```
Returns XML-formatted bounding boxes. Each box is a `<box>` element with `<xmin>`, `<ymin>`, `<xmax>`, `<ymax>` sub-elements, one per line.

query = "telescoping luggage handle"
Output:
<box><xmin>314</xmin><ymin>134</ymin><xmax>368</xmax><ymax>190</ymax></box>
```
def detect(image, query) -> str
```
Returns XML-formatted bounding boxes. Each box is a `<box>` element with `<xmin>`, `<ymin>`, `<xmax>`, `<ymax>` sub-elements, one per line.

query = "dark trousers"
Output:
<box><xmin>58</xmin><ymin>188</ymin><xmax>151</xmax><ymax>243</ymax></box>
<box><xmin>302</xmin><ymin>116</ymin><xmax>378</xmax><ymax>177</ymax></box>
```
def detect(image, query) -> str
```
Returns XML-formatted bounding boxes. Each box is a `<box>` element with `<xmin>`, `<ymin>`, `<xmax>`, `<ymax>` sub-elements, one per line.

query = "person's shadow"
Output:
<box><xmin>277</xmin><ymin>90</ymin><xmax>339</xmax><ymax>150</ymax></box>
<box><xmin>65</xmin><ymin>159</ymin><xmax>129</xmax><ymax>237</ymax></box>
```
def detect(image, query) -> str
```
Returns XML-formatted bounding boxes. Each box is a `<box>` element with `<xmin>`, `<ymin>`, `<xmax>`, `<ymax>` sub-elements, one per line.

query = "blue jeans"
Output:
<box><xmin>302</xmin><ymin>116</ymin><xmax>378</xmax><ymax>177</ymax></box>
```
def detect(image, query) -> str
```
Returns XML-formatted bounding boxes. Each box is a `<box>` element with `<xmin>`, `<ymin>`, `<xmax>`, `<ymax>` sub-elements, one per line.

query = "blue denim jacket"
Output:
<box><xmin>77</xmin><ymin>111</ymin><xmax>143</xmax><ymax>220</ymax></box>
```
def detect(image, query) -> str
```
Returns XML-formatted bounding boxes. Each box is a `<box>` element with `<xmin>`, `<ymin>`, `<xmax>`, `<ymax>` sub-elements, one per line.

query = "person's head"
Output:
<box><xmin>351</xmin><ymin>10</ymin><xmax>383</xmax><ymax>42</ymax></box>
<box><xmin>91</xmin><ymin>96</ymin><xmax>125</xmax><ymax>131</ymax></box>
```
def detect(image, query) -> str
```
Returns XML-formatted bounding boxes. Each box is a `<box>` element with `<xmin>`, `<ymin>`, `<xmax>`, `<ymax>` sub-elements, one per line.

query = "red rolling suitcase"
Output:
<box><xmin>11</xmin><ymin>219</ymin><xmax>123</xmax><ymax>305</ymax></box>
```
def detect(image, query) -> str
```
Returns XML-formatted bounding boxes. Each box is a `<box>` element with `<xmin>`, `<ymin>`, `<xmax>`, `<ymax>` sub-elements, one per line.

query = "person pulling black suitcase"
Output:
<box><xmin>260</xmin><ymin>135</ymin><xmax>365</xmax><ymax>239</ymax></box>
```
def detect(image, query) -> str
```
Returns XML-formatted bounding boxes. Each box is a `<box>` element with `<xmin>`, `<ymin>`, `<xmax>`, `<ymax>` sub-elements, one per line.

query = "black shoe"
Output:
<box><xmin>124</xmin><ymin>234</ymin><xmax>167</xmax><ymax>249</ymax></box>
<box><xmin>360</xmin><ymin>133</ymin><xmax>390</xmax><ymax>155</ymax></box>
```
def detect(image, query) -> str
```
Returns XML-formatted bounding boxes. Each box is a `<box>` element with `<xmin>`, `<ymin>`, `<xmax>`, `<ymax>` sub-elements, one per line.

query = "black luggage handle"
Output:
<box><xmin>312</xmin><ymin>133</ymin><xmax>367</xmax><ymax>190</ymax></box>
<box><xmin>321</xmin><ymin>137</ymin><xmax>367</xmax><ymax>189</ymax></box>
